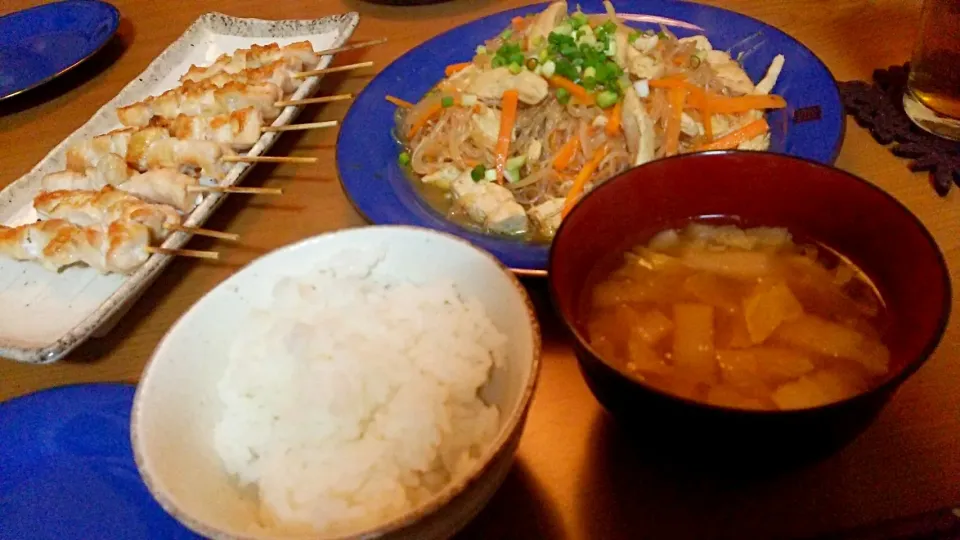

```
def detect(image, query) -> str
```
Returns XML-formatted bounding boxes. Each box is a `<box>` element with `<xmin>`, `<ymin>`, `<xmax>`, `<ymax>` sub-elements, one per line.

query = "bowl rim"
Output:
<box><xmin>547</xmin><ymin>150</ymin><xmax>952</xmax><ymax>416</ymax></box>
<box><xmin>131</xmin><ymin>224</ymin><xmax>543</xmax><ymax>540</ymax></box>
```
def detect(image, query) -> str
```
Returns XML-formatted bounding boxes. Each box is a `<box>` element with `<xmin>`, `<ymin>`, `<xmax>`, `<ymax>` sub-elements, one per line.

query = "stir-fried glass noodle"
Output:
<box><xmin>387</xmin><ymin>1</ymin><xmax>787</xmax><ymax>242</ymax></box>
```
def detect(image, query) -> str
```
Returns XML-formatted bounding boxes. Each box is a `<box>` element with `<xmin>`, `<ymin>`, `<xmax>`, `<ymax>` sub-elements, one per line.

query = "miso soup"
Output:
<box><xmin>584</xmin><ymin>223</ymin><xmax>890</xmax><ymax>411</ymax></box>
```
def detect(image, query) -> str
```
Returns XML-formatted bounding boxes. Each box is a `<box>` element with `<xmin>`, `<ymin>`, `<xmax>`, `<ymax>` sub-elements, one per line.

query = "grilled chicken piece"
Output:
<box><xmin>155</xmin><ymin>107</ymin><xmax>264</xmax><ymax>150</ymax></box>
<box><xmin>527</xmin><ymin>2</ymin><xmax>568</xmax><ymax>45</ymax></box>
<box><xmin>34</xmin><ymin>186</ymin><xmax>181</xmax><ymax>241</ymax></box>
<box><xmin>41</xmin><ymin>166</ymin><xmax>201</xmax><ymax>212</ymax></box>
<box><xmin>180</xmin><ymin>41</ymin><xmax>319</xmax><ymax>84</ymax></box>
<box><xmin>117</xmin><ymin>81</ymin><xmax>283</xmax><ymax>127</ymax></box>
<box><xmin>0</xmin><ymin>219</ymin><xmax>152</xmax><ymax>274</ymax></box>
<box><xmin>467</xmin><ymin>68</ymin><xmax>549</xmax><ymax>105</ymax></box>
<box><xmin>450</xmin><ymin>172</ymin><xmax>528</xmax><ymax>235</ymax></box>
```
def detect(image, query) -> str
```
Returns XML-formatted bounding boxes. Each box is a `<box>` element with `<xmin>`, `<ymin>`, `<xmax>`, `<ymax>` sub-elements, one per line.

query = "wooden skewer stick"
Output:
<box><xmin>165</xmin><ymin>224</ymin><xmax>240</xmax><ymax>241</ymax></box>
<box><xmin>187</xmin><ymin>185</ymin><xmax>284</xmax><ymax>195</ymax></box>
<box><xmin>293</xmin><ymin>61</ymin><xmax>374</xmax><ymax>79</ymax></box>
<box><xmin>276</xmin><ymin>93</ymin><xmax>352</xmax><ymax>107</ymax></box>
<box><xmin>146</xmin><ymin>246</ymin><xmax>220</xmax><ymax>260</ymax></box>
<box><xmin>316</xmin><ymin>37</ymin><xmax>387</xmax><ymax>58</ymax></box>
<box><xmin>261</xmin><ymin>121</ymin><xmax>337</xmax><ymax>133</ymax></box>
<box><xmin>222</xmin><ymin>155</ymin><xmax>318</xmax><ymax>164</ymax></box>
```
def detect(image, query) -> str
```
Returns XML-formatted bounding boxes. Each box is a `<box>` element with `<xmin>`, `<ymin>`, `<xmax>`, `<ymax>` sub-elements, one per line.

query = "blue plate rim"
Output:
<box><xmin>0</xmin><ymin>0</ymin><xmax>121</xmax><ymax>102</ymax></box>
<box><xmin>337</xmin><ymin>0</ymin><xmax>846</xmax><ymax>276</ymax></box>
<box><xmin>0</xmin><ymin>381</ymin><xmax>134</xmax><ymax>407</ymax></box>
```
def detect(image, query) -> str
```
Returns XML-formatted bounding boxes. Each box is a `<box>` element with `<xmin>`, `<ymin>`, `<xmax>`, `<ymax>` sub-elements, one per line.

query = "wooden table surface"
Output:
<box><xmin>1</xmin><ymin>0</ymin><xmax>958</xmax><ymax>538</ymax></box>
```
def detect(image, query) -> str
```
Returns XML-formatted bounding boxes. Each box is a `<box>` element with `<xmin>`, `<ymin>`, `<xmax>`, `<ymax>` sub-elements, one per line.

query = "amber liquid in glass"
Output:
<box><xmin>908</xmin><ymin>0</ymin><xmax>960</xmax><ymax>119</ymax></box>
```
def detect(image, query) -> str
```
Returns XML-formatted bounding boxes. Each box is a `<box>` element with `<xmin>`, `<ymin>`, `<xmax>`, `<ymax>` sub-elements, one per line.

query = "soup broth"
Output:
<box><xmin>583</xmin><ymin>223</ymin><xmax>890</xmax><ymax>411</ymax></box>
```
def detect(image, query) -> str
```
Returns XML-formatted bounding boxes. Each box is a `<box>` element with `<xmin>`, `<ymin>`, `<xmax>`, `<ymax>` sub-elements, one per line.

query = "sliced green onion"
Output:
<box><xmin>441</xmin><ymin>96</ymin><xmax>455</xmax><ymax>108</ymax></box>
<box><xmin>476</xmin><ymin>45</ymin><xmax>487</xmax><ymax>55</ymax></box>
<box><xmin>398</xmin><ymin>152</ymin><xmax>411</xmax><ymax>166</ymax></box>
<box><xmin>556</xmin><ymin>87</ymin><xmax>571</xmax><ymax>104</ymax></box>
<box><xmin>596</xmin><ymin>90</ymin><xmax>618</xmax><ymax>109</ymax></box>
<box><xmin>657</xmin><ymin>30</ymin><xmax>668</xmax><ymax>39</ymax></box>
<box><xmin>583</xmin><ymin>66</ymin><xmax>597</xmax><ymax>79</ymax></box>
<box><xmin>471</xmin><ymin>164</ymin><xmax>486</xmax><ymax>182</ymax></box>
<box><xmin>508</xmin><ymin>62</ymin><xmax>523</xmax><ymax>75</ymax></box>
<box><xmin>491</xmin><ymin>56</ymin><xmax>506</xmax><ymax>68</ymax></box>
<box><xmin>605</xmin><ymin>40</ymin><xmax>617</xmax><ymax>57</ymax></box>
<box><xmin>555</xmin><ymin>60</ymin><xmax>578</xmax><ymax>79</ymax></box>
<box><xmin>506</xmin><ymin>155</ymin><xmax>527</xmax><ymax>170</ymax></box>
<box><xmin>504</xmin><ymin>168</ymin><xmax>520</xmax><ymax>183</ymax></box>
<box><xmin>484</xmin><ymin>168</ymin><xmax>497</xmax><ymax>182</ymax></box>
<box><xmin>571</xmin><ymin>11</ymin><xmax>588</xmax><ymax>28</ymax></box>
<box><xmin>501</xmin><ymin>28</ymin><xmax>514</xmax><ymax>40</ymax></box>
<box><xmin>510</xmin><ymin>52</ymin><xmax>526</xmax><ymax>65</ymax></box>
<box><xmin>628</xmin><ymin>31</ymin><xmax>641</xmax><ymax>43</ymax></box>
<box><xmin>582</xmin><ymin>77</ymin><xmax>597</xmax><ymax>91</ymax></box>
<box><xmin>600</xmin><ymin>21</ymin><xmax>618</xmax><ymax>35</ymax></box>
<box><xmin>538</xmin><ymin>49</ymin><xmax>549</xmax><ymax>62</ymax></box>
<box><xmin>541</xmin><ymin>59</ymin><xmax>556</xmax><ymax>78</ymax></box>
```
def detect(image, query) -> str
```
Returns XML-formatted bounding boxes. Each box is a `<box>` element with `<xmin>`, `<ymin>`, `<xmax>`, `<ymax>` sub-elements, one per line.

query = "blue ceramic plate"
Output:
<box><xmin>0</xmin><ymin>0</ymin><xmax>120</xmax><ymax>101</ymax></box>
<box><xmin>337</xmin><ymin>0</ymin><xmax>844</xmax><ymax>274</ymax></box>
<box><xmin>0</xmin><ymin>384</ymin><xmax>199</xmax><ymax>539</ymax></box>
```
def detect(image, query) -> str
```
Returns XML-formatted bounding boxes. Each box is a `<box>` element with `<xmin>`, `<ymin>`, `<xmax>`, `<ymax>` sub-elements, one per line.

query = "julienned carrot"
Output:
<box><xmin>649</xmin><ymin>77</ymin><xmax>785</xmax><ymax>114</ymax></box>
<box><xmin>702</xmin><ymin>106</ymin><xmax>714</xmax><ymax>142</ymax></box>
<box><xmin>444</xmin><ymin>62</ymin><xmax>473</xmax><ymax>77</ymax></box>
<box><xmin>706</xmin><ymin>94</ymin><xmax>786</xmax><ymax>114</ymax></box>
<box><xmin>553</xmin><ymin>136</ymin><xmax>580</xmax><ymax>171</ymax></box>
<box><xmin>605</xmin><ymin>100</ymin><xmax>622</xmax><ymax>136</ymax></box>
<box><xmin>664</xmin><ymin>86</ymin><xmax>687</xmax><ymax>156</ymax></box>
<box><xmin>562</xmin><ymin>145</ymin><xmax>609</xmax><ymax>217</ymax></box>
<box><xmin>385</xmin><ymin>95</ymin><xmax>415</xmax><ymax>109</ymax></box>
<box><xmin>495</xmin><ymin>89</ymin><xmax>520</xmax><ymax>183</ymax></box>
<box><xmin>696</xmin><ymin>118</ymin><xmax>770</xmax><ymax>151</ymax></box>
<box><xmin>548</xmin><ymin>75</ymin><xmax>595</xmax><ymax>105</ymax></box>
<box><xmin>649</xmin><ymin>77</ymin><xmax>707</xmax><ymax>108</ymax></box>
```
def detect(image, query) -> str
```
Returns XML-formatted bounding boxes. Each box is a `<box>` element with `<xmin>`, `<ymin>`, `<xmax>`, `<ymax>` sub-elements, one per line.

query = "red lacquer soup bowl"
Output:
<box><xmin>548</xmin><ymin>151</ymin><xmax>951</xmax><ymax>463</ymax></box>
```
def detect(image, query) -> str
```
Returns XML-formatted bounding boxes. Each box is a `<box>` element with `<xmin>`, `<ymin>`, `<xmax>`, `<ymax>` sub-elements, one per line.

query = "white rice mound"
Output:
<box><xmin>213</xmin><ymin>248</ymin><xmax>505</xmax><ymax>536</ymax></box>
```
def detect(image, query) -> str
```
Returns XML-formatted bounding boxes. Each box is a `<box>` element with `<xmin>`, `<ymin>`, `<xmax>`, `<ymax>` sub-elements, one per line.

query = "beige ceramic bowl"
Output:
<box><xmin>131</xmin><ymin>225</ymin><xmax>542</xmax><ymax>539</ymax></box>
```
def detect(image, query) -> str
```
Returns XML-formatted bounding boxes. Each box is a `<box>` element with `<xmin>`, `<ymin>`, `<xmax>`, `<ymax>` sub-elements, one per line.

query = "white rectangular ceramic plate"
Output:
<box><xmin>0</xmin><ymin>11</ymin><xmax>359</xmax><ymax>363</ymax></box>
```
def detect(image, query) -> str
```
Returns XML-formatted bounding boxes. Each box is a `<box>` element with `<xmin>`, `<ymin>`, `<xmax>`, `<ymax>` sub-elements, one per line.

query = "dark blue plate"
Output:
<box><xmin>337</xmin><ymin>0</ymin><xmax>844</xmax><ymax>274</ymax></box>
<box><xmin>0</xmin><ymin>384</ymin><xmax>200</xmax><ymax>540</ymax></box>
<box><xmin>0</xmin><ymin>0</ymin><xmax>120</xmax><ymax>101</ymax></box>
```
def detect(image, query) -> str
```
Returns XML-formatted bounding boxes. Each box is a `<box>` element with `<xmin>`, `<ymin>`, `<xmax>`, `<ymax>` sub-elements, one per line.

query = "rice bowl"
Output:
<box><xmin>131</xmin><ymin>226</ymin><xmax>541</xmax><ymax>539</ymax></box>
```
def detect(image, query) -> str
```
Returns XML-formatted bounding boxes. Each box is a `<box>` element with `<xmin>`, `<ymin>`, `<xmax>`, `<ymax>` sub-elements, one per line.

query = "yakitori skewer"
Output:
<box><xmin>152</xmin><ymin>107</ymin><xmax>337</xmax><ymax>150</ymax></box>
<box><xmin>189</xmin><ymin>185</ymin><xmax>283</xmax><ymax>195</ymax></box>
<box><xmin>292</xmin><ymin>61</ymin><xmax>374</xmax><ymax>79</ymax></box>
<box><xmin>275</xmin><ymin>93</ymin><xmax>352</xmax><ymax>107</ymax></box>
<box><xmin>260</xmin><ymin>121</ymin><xmax>337</xmax><ymax>133</ymax></box>
<box><xmin>33</xmin><ymin>186</ymin><xmax>241</xmax><ymax>242</ymax></box>
<box><xmin>117</xmin><ymin>81</ymin><xmax>284</xmax><ymax>128</ymax></box>
<box><xmin>314</xmin><ymin>37</ymin><xmax>387</xmax><ymax>58</ymax></box>
<box><xmin>67</xmin><ymin>126</ymin><xmax>311</xmax><ymax>181</ymax></box>
<box><xmin>180</xmin><ymin>41</ymin><xmax>321</xmax><ymax>84</ymax></box>
<box><xmin>0</xmin><ymin>219</ymin><xmax>218</xmax><ymax>274</ymax></box>
<box><xmin>178</xmin><ymin>38</ymin><xmax>386</xmax><ymax>85</ymax></box>
<box><xmin>42</xmin><ymin>166</ymin><xmax>281</xmax><ymax>213</ymax></box>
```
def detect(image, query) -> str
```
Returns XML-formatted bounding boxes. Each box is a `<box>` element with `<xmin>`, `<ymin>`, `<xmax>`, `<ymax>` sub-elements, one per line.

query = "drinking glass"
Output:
<box><xmin>904</xmin><ymin>0</ymin><xmax>960</xmax><ymax>141</ymax></box>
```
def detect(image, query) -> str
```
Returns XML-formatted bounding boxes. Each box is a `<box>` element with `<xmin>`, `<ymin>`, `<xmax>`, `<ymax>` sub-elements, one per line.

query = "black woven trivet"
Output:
<box><xmin>838</xmin><ymin>63</ymin><xmax>960</xmax><ymax>197</ymax></box>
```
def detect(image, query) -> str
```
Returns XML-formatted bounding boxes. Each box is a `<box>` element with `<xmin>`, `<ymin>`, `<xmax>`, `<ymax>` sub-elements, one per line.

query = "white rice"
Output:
<box><xmin>213</xmin><ymin>248</ymin><xmax>504</xmax><ymax>536</ymax></box>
